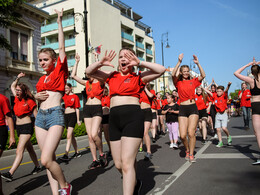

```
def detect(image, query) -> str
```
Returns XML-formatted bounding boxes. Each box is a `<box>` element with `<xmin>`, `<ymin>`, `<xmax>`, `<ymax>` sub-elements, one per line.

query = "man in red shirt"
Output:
<box><xmin>0</xmin><ymin>94</ymin><xmax>15</xmax><ymax>194</ymax></box>
<box><xmin>238</xmin><ymin>83</ymin><xmax>251</xmax><ymax>130</ymax></box>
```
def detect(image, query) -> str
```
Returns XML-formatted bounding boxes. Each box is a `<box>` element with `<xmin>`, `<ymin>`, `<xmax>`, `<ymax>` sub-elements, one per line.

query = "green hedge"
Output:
<box><xmin>5</xmin><ymin>123</ymin><xmax>87</xmax><ymax>150</ymax></box>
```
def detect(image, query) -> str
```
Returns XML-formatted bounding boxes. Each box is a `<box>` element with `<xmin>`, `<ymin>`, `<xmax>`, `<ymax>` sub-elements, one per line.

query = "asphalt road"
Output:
<box><xmin>1</xmin><ymin>116</ymin><xmax>260</xmax><ymax>195</ymax></box>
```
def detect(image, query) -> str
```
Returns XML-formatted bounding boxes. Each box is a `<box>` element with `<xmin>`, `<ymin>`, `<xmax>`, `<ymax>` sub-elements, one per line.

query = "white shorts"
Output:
<box><xmin>215</xmin><ymin>112</ymin><xmax>228</xmax><ymax>129</ymax></box>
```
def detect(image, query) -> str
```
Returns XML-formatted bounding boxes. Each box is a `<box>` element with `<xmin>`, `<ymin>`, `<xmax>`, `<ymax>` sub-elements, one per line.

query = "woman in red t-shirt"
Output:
<box><xmin>71</xmin><ymin>53</ymin><xmax>107</xmax><ymax>170</ymax></box>
<box><xmin>1</xmin><ymin>73</ymin><xmax>40</xmax><ymax>182</ymax></box>
<box><xmin>172</xmin><ymin>54</ymin><xmax>206</xmax><ymax>163</ymax></box>
<box><xmin>85</xmin><ymin>48</ymin><xmax>166</xmax><ymax>194</ymax></box>
<box><xmin>195</xmin><ymin>86</ymin><xmax>209</xmax><ymax>144</ymax></box>
<box><xmin>150</xmin><ymin>89</ymin><xmax>158</xmax><ymax>143</ymax></box>
<box><xmin>101</xmin><ymin>86</ymin><xmax>111</xmax><ymax>156</ymax></box>
<box><xmin>156</xmin><ymin>92</ymin><xmax>166</xmax><ymax>136</ymax></box>
<box><xmin>59</xmin><ymin>83</ymin><xmax>81</xmax><ymax>162</ymax></box>
<box><xmin>34</xmin><ymin>9</ymin><xmax>72</xmax><ymax>194</ymax></box>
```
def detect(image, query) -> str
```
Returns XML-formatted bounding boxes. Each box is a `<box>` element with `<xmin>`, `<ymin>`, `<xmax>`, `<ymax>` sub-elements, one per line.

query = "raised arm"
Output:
<box><xmin>144</xmin><ymin>85</ymin><xmax>154</xmax><ymax>99</ymax></box>
<box><xmin>193</xmin><ymin>55</ymin><xmax>206</xmax><ymax>81</ymax></box>
<box><xmin>85</xmin><ymin>50</ymin><xmax>116</xmax><ymax>83</ymax></box>
<box><xmin>55</xmin><ymin>9</ymin><xmax>65</xmax><ymax>61</ymax></box>
<box><xmin>224</xmin><ymin>82</ymin><xmax>232</xmax><ymax>93</ymax></box>
<box><xmin>71</xmin><ymin>54</ymin><xmax>87</xmax><ymax>86</ymax></box>
<box><xmin>123</xmin><ymin>52</ymin><xmax>166</xmax><ymax>83</ymax></box>
<box><xmin>202</xmin><ymin>86</ymin><xmax>213</xmax><ymax>97</ymax></box>
<box><xmin>11</xmin><ymin>72</ymin><xmax>25</xmax><ymax>96</ymax></box>
<box><xmin>234</xmin><ymin>61</ymin><xmax>254</xmax><ymax>85</ymax></box>
<box><xmin>172</xmin><ymin>54</ymin><xmax>183</xmax><ymax>86</ymax></box>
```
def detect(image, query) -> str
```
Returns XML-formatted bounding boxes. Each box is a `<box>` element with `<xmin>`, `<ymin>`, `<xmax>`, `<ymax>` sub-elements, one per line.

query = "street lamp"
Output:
<box><xmin>161</xmin><ymin>32</ymin><xmax>170</xmax><ymax>96</ymax></box>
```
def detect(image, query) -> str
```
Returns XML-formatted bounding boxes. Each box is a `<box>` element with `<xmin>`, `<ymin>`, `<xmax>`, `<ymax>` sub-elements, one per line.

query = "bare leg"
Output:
<box><xmin>26</xmin><ymin>140</ymin><xmax>40</xmax><ymax>167</ymax></box>
<box><xmin>252</xmin><ymin>115</ymin><xmax>260</xmax><ymax>148</ymax></box>
<box><xmin>178</xmin><ymin>117</ymin><xmax>189</xmax><ymax>152</ymax></box>
<box><xmin>102</xmin><ymin>123</ymin><xmax>111</xmax><ymax>152</ymax></box>
<box><xmin>143</xmin><ymin>121</ymin><xmax>151</xmax><ymax>153</ymax></box>
<box><xmin>201</xmin><ymin>118</ymin><xmax>207</xmax><ymax>140</ymax></box>
<box><xmin>9</xmin><ymin>134</ymin><xmax>32</xmax><ymax>175</ymax></box>
<box><xmin>187</xmin><ymin>115</ymin><xmax>199</xmax><ymax>155</ymax></box>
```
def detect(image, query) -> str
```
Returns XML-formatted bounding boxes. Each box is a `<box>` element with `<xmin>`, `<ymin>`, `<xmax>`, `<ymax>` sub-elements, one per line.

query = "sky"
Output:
<box><xmin>123</xmin><ymin>0</ymin><xmax>260</xmax><ymax>93</ymax></box>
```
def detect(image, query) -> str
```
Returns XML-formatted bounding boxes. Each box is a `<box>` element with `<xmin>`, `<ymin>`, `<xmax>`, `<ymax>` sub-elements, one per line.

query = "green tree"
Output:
<box><xmin>230</xmin><ymin>89</ymin><xmax>240</xmax><ymax>99</ymax></box>
<box><xmin>0</xmin><ymin>0</ymin><xmax>24</xmax><ymax>51</ymax></box>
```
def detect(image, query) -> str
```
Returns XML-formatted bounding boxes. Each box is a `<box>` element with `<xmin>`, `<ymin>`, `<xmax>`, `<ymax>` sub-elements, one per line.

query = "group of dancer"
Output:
<box><xmin>0</xmin><ymin>8</ymin><xmax>260</xmax><ymax>195</ymax></box>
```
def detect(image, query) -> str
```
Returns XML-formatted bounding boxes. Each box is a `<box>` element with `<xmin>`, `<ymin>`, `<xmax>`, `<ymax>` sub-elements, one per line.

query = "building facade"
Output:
<box><xmin>0</xmin><ymin>3</ymin><xmax>48</xmax><ymax>105</ymax></box>
<box><xmin>29</xmin><ymin>0</ymin><xmax>156</xmax><ymax>105</ymax></box>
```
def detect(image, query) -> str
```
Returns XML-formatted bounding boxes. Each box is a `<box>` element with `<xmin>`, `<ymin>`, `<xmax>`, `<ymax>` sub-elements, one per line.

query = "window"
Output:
<box><xmin>20</xmin><ymin>34</ymin><xmax>28</xmax><ymax>61</ymax></box>
<box><xmin>10</xmin><ymin>30</ymin><xmax>18</xmax><ymax>60</ymax></box>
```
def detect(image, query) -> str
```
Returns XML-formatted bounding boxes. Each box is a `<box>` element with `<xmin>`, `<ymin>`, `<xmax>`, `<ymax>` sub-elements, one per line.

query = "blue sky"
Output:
<box><xmin>123</xmin><ymin>0</ymin><xmax>260</xmax><ymax>93</ymax></box>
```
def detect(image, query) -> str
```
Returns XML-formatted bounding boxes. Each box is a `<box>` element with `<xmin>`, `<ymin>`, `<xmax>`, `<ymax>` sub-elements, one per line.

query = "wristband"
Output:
<box><xmin>138</xmin><ymin>60</ymin><xmax>142</xmax><ymax>66</ymax></box>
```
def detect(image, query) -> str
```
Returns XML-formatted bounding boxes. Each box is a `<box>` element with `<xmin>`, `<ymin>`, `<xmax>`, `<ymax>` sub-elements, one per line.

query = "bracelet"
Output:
<box><xmin>138</xmin><ymin>60</ymin><xmax>142</xmax><ymax>66</ymax></box>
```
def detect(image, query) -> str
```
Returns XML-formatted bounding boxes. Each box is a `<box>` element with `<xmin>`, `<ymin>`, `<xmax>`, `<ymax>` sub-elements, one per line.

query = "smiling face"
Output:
<box><xmin>241</xmin><ymin>83</ymin><xmax>247</xmax><ymax>90</ymax></box>
<box><xmin>211</xmin><ymin>85</ymin><xmax>216</xmax><ymax>92</ymax></box>
<box><xmin>65</xmin><ymin>85</ymin><xmax>72</xmax><ymax>95</ymax></box>
<box><xmin>180</xmin><ymin>66</ymin><xmax>190</xmax><ymax>79</ymax></box>
<box><xmin>167</xmin><ymin>95</ymin><xmax>173</xmax><ymax>104</ymax></box>
<box><xmin>118</xmin><ymin>49</ymin><xmax>132</xmax><ymax>74</ymax></box>
<box><xmin>38</xmin><ymin>52</ymin><xmax>56</xmax><ymax>73</ymax></box>
<box><xmin>196</xmin><ymin>86</ymin><xmax>202</xmax><ymax>95</ymax></box>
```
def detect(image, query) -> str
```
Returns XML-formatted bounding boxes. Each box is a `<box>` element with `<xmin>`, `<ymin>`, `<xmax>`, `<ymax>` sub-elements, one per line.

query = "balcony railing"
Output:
<box><xmin>41</xmin><ymin>17</ymin><xmax>75</xmax><ymax>33</ymax></box>
<box><xmin>138</xmin><ymin>57</ymin><xmax>145</xmax><ymax>61</ymax></box>
<box><xmin>41</xmin><ymin>38</ymin><xmax>76</xmax><ymax>50</ymax></box>
<box><xmin>67</xmin><ymin>58</ymin><xmax>76</xmax><ymax>67</ymax></box>
<box><xmin>136</xmin><ymin>41</ymin><xmax>144</xmax><ymax>49</ymax></box>
<box><xmin>121</xmin><ymin>32</ymin><xmax>134</xmax><ymax>42</ymax></box>
<box><xmin>67</xmin><ymin>79</ymin><xmax>77</xmax><ymax>87</ymax></box>
<box><xmin>146</xmin><ymin>49</ymin><xmax>153</xmax><ymax>56</ymax></box>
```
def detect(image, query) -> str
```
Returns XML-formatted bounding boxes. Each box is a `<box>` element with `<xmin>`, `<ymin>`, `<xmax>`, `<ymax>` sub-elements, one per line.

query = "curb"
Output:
<box><xmin>1</xmin><ymin>135</ymin><xmax>88</xmax><ymax>158</ymax></box>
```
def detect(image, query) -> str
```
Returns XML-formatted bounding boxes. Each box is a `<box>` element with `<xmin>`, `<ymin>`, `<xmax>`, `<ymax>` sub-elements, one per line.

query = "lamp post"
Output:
<box><xmin>161</xmin><ymin>32</ymin><xmax>170</xmax><ymax>96</ymax></box>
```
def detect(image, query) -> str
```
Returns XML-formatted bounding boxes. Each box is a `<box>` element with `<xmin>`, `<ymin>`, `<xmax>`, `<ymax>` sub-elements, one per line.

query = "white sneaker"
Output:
<box><xmin>252</xmin><ymin>159</ymin><xmax>260</xmax><ymax>165</ymax></box>
<box><xmin>169</xmin><ymin>143</ymin><xmax>174</xmax><ymax>148</ymax></box>
<box><xmin>172</xmin><ymin>143</ymin><xmax>179</xmax><ymax>149</ymax></box>
<box><xmin>213</xmin><ymin>134</ymin><xmax>218</xmax><ymax>139</ymax></box>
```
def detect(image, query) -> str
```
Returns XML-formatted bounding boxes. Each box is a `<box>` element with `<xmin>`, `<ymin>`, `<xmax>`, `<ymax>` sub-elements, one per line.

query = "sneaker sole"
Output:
<box><xmin>1</xmin><ymin>175</ymin><xmax>12</xmax><ymax>182</ymax></box>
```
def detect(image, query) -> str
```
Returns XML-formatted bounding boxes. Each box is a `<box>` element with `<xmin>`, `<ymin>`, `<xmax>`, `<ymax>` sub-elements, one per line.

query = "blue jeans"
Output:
<box><xmin>242</xmin><ymin>106</ymin><xmax>251</xmax><ymax>127</ymax></box>
<box><xmin>35</xmin><ymin>106</ymin><xmax>65</xmax><ymax>130</ymax></box>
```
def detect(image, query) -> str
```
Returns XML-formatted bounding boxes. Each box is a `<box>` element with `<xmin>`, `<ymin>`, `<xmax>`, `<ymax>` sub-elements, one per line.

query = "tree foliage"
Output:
<box><xmin>230</xmin><ymin>89</ymin><xmax>240</xmax><ymax>100</ymax></box>
<box><xmin>0</xmin><ymin>0</ymin><xmax>24</xmax><ymax>51</ymax></box>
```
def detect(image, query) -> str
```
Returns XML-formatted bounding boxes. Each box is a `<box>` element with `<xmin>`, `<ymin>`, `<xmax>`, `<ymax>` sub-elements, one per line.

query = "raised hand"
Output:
<box><xmin>75</xmin><ymin>53</ymin><xmax>80</xmax><ymax>63</ymax></box>
<box><xmin>193</xmin><ymin>55</ymin><xmax>199</xmax><ymax>64</ymax></box>
<box><xmin>100</xmin><ymin>50</ymin><xmax>116</xmax><ymax>68</ymax></box>
<box><xmin>17</xmin><ymin>72</ymin><xmax>25</xmax><ymax>79</ymax></box>
<box><xmin>55</xmin><ymin>8</ymin><xmax>63</xmax><ymax>24</ymax></box>
<box><xmin>253</xmin><ymin>57</ymin><xmax>256</xmax><ymax>65</ymax></box>
<box><xmin>228</xmin><ymin>82</ymin><xmax>232</xmax><ymax>86</ymax></box>
<box><xmin>178</xmin><ymin>53</ymin><xmax>184</xmax><ymax>62</ymax></box>
<box><xmin>124</xmin><ymin>51</ymin><xmax>140</xmax><ymax>68</ymax></box>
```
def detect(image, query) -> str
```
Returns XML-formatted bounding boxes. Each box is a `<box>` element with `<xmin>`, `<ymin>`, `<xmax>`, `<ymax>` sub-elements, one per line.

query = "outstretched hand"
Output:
<box><xmin>193</xmin><ymin>55</ymin><xmax>199</xmax><ymax>64</ymax></box>
<box><xmin>178</xmin><ymin>53</ymin><xmax>184</xmax><ymax>62</ymax></box>
<box><xmin>100</xmin><ymin>50</ymin><xmax>116</xmax><ymax>68</ymax></box>
<box><xmin>124</xmin><ymin>51</ymin><xmax>140</xmax><ymax>68</ymax></box>
<box><xmin>55</xmin><ymin>8</ymin><xmax>63</xmax><ymax>23</ymax></box>
<box><xmin>17</xmin><ymin>72</ymin><xmax>25</xmax><ymax>79</ymax></box>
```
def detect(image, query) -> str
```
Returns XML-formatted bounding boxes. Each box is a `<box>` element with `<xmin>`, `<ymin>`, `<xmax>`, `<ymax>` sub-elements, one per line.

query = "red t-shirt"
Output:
<box><xmin>140</xmin><ymin>90</ymin><xmax>154</xmax><ymax>106</ymax></box>
<box><xmin>13</xmin><ymin>97</ymin><xmax>36</xmax><ymax>117</ymax></box>
<box><xmin>214</xmin><ymin>92</ymin><xmax>228</xmax><ymax>113</ymax></box>
<box><xmin>176</xmin><ymin>78</ymin><xmax>201</xmax><ymax>103</ymax></box>
<box><xmin>36</xmin><ymin>56</ymin><xmax>68</xmax><ymax>92</ymax></box>
<box><xmin>195</xmin><ymin>94</ymin><xmax>207</xmax><ymax>110</ymax></box>
<box><xmin>62</xmin><ymin>94</ymin><xmax>81</xmax><ymax>109</ymax></box>
<box><xmin>163</xmin><ymin>99</ymin><xmax>168</xmax><ymax>106</ymax></box>
<box><xmin>106</xmin><ymin>71</ymin><xmax>145</xmax><ymax>98</ymax></box>
<box><xmin>156</xmin><ymin>99</ymin><xmax>164</xmax><ymax>109</ymax></box>
<box><xmin>209</xmin><ymin>92</ymin><xmax>217</xmax><ymax>104</ymax></box>
<box><xmin>101</xmin><ymin>95</ymin><xmax>110</xmax><ymax>107</ymax></box>
<box><xmin>0</xmin><ymin>94</ymin><xmax>11</xmax><ymax>126</ymax></box>
<box><xmin>86</xmin><ymin>81</ymin><xmax>104</xmax><ymax>100</ymax></box>
<box><xmin>238</xmin><ymin>90</ymin><xmax>251</xmax><ymax>107</ymax></box>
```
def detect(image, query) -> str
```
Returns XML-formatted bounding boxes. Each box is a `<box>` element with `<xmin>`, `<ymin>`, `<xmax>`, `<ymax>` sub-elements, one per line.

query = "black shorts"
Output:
<box><xmin>210</xmin><ymin>104</ymin><xmax>216</xmax><ymax>117</ymax></box>
<box><xmin>101</xmin><ymin>114</ymin><xmax>109</xmax><ymax>124</ymax></box>
<box><xmin>142</xmin><ymin>108</ymin><xmax>152</xmax><ymax>122</ymax></box>
<box><xmin>83</xmin><ymin>105</ymin><xmax>103</xmax><ymax>118</ymax></box>
<box><xmin>152</xmin><ymin>111</ymin><xmax>157</xmax><ymax>120</ymax></box>
<box><xmin>179</xmin><ymin>104</ymin><xmax>199</xmax><ymax>117</ymax></box>
<box><xmin>199</xmin><ymin>109</ymin><xmax>208</xmax><ymax>119</ymax></box>
<box><xmin>251</xmin><ymin>102</ymin><xmax>260</xmax><ymax>115</ymax></box>
<box><xmin>109</xmin><ymin>105</ymin><xmax>144</xmax><ymax>141</ymax></box>
<box><xmin>16</xmin><ymin>123</ymin><xmax>34</xmax><ymax>137</ymax></box>
<box><xmin>157</xmin><ymin>109</ymin><xmax>163</xmax><ymax>115</ymax></box>
<box><xmin>0</xmin><ymin>125</ymin><xmax>8</xmax><ymax>150</ymax></box>
<box><xmin>65</xmin><ymin>112</ymin><xmax>77</xmax><ymax>128</ymax></box>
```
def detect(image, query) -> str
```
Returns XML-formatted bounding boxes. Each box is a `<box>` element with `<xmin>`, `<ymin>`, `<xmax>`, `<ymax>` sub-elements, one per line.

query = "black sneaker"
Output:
<box><xmin>31</xmin><ymin>166</ymin><xmax>42</xmax><ymax>175</ymax></box>
<box><xmin>60</xmin><ymin>154</ymin><xmax>69</xmax><ymax>161</ymax></box>
<box><xmin>88</xmin><ymin>160</ymin><xmax>100</xmax><ymax>170</ymax></box>
<box><xmin>133</xmin><ymin>179</ymin><xmax>143</xmax><ymax>195</ymax></box>
<box><xmin>1</xmin><ymin>172</ymin><xmax>13</xmax><ymax>182</ymax></box>
<box><xmin>202</xmin><ymin>139</ymin><xmax>206</xmax><ymax>145</ymax></box>
<box><xmin>99</xmin><ymin>154</ymin><xmax>108</xmax><ymax>167</ymax></box>
<box><xmin>144</xmin><ymin>152</ymin><xmax>152</xmax><ymax>161</ymax></box>
<box><xmin>152</xmin><ymin>137</ymin><xmax>156</xmax><ymax>143</ymax></box>
<box><xmin>71</xmin><ymin>152</ymin><xmax>82</xmax><ymax>159</ymax></box>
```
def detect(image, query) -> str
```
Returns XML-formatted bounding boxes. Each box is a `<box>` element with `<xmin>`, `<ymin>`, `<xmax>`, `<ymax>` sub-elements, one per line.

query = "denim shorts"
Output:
<box><xmin>35</xmin><ymin>106</ymin><xmax>65</xmax><ymax>130</ymax></box>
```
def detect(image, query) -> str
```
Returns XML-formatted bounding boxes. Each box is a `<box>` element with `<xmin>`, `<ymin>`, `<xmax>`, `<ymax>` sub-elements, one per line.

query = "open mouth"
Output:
<box><xmin>121</xmin><ymin>63</ymin><xmax>127</xmax><ymax>67</ymax></box>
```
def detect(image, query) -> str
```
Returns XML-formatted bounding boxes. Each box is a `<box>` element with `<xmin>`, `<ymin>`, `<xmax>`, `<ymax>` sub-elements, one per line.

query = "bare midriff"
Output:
<box><xmin>40</xmin><ymin>91</ymin><xmax>63</xmax><ymax>109</ymax></box>
<box><xmin>180</xmin><ymin>99</ymin><xmax>196</xmax><ymax>105</ymax></box>
<box><xmin>251</xmin><ymin>95</ymin><xmax>260</xmax><ymax>103</ymax></box>
<box><xmin>140</xmin><ymin>102</ymin><xmax>151</xmax><ymax>109</ymax></box>
<box><xmin>86</xmin><ymin>97</ymin><xmax>101</xmax><ymax>105</ymax></box>
<box><xmin>110</xmin><ymin>96</ymin><xmax>140</xmax><ymax>108</ymax></box>
<box><xmin>65</xmin><ymin>107</ymin><xmax>76</xmax><ymax>114</ymax></box>
<box><xmin>16</xmin><ymin>116</ymin><xmax>32</xmax><ymax>125</ymax></box>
